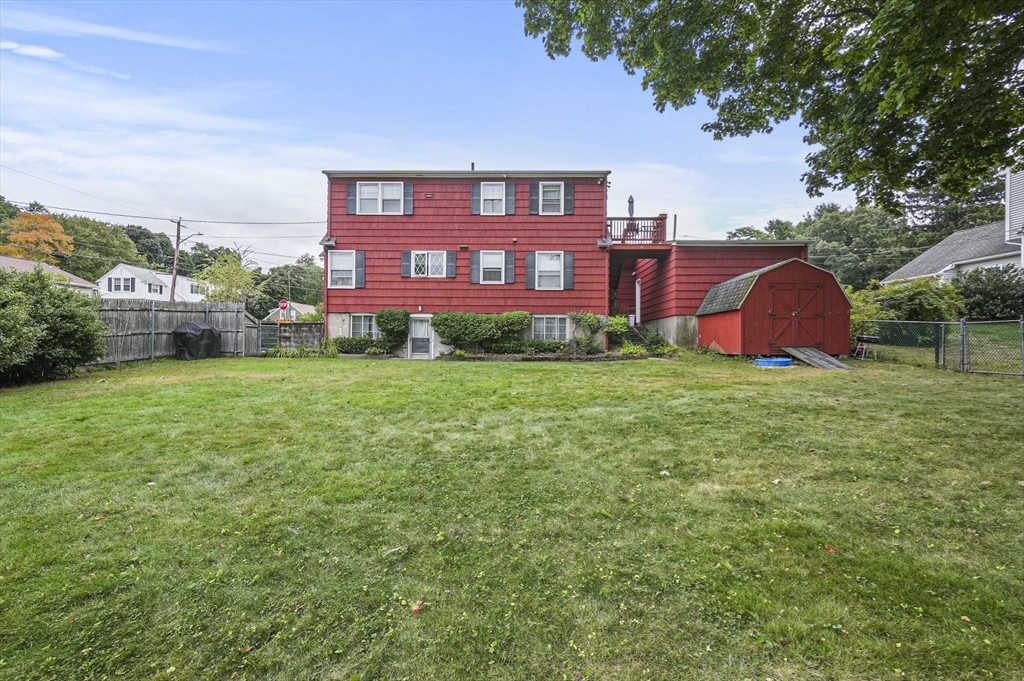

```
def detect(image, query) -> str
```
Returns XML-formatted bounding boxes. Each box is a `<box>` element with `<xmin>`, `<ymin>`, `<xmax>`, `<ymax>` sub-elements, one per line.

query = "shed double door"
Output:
<box><xmin>768</xmin><ymin>283</ymin><xmax>823</xmax><ymax>350</ymax></box>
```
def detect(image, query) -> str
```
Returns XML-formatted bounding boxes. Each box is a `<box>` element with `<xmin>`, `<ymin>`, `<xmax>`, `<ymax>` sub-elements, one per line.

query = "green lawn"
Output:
<box><xmin>1</xmin><ymin>356</ymin><xmax>1022</xmax><ymax>680</ymax></box>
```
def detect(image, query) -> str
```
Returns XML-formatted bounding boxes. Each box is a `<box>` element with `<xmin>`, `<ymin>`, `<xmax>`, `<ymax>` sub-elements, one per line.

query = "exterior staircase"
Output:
<box><xmin>624</xmin><ymin>326</ymin><xmax>651</xmax><ymax>348</ymax></box>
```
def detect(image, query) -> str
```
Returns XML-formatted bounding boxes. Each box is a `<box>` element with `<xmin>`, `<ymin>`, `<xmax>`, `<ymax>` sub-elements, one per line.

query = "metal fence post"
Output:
<box><xmin>1020</xmin><ymin>316</ymin><xmax>1024</xmax><ymax>377</ymax></box>
<box><xmin>958</xmin><ymin>318</ymin><xmax>967</xmax><ymax>373</ymax></box>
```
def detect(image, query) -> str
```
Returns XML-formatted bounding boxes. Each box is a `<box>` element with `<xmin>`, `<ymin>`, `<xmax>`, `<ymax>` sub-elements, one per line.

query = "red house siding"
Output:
<box><xmin>634</xmin><ymin>244</ymin><xmax>809</xmax><ymax>320</ymax></box>
<box><xmin>324</xmin><ymin>175</ymin><xmax>608</xmax><ymax>316</ymax></box>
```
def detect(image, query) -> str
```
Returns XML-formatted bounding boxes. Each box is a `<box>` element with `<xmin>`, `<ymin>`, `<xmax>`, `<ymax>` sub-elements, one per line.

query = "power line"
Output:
<box><xmin>0</xmin><ymin>165</ymin><xmax>163</xmax><ymax>218</ymax></box>
<box><xmin>7</xmin><ymin>199</ymin><xmax>325</xmax><ymax>228</ymax></box>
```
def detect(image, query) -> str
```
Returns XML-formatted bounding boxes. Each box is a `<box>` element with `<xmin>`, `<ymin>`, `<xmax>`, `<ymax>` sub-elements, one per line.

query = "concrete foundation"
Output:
<box><xmin>641</xmin><ymin>315</ymin><xmax>698</xmax><ymax>348</ymax></box>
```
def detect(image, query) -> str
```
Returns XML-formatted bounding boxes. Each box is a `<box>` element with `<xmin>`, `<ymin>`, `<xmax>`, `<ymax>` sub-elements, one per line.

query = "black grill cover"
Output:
<box><xmin>173</xmin><ymin>321</ymin><xmax>221</xmax><ymax>360</ymax></box>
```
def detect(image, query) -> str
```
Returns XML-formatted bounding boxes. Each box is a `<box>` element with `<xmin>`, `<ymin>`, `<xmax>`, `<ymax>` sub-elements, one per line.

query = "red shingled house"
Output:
<box><xmin>320</xmin><ymin>169</ymin><xmax>849</xmax><ymax>358</ymax></box>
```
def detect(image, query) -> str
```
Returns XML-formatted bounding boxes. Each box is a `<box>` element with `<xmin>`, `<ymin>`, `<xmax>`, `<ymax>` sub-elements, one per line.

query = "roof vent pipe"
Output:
<box><xmin>471</xmin><ymin>162</ymin><xmax>475</xmax><ymax>171</ymax></box>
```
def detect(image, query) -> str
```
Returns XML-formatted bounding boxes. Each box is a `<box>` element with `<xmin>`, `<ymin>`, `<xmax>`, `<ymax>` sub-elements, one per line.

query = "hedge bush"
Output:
<box><xmin>374</xmin><ymin>308</ymin><xmax>410</xmax><ymax>352</ymax></box>
<box><xmin>0</xmin><ymin>267</ymin><xmax>107</xmax><ymax>386</ymax></box>
<box><xmin>333</xmin><ymin>337</ymin><xmax>375</xmax><ymax>354</ymax></box>
<box><xmin>430</xmin><ymin>311</ymin><xmax>531</xmax><ymax>351</ymax></box>
<box><xmin>953</xmin><ymin>265</ymin><xmax>1024</xmax><ymax>320</ymax></box>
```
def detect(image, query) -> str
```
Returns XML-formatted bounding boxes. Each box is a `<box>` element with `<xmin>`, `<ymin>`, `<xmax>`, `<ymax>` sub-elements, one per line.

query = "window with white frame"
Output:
<box><xmin>533</xmin><ymin>316</ymin><xmax>567</xmax><ymax>341</ymax></box>
<box><xmin>540</xmin><ymin>182</ymin><xmax>563</xmax><ymax>214</ymax></box>
<box><xmin>481</xmin><ymin>182</ymin><xmax>505</xmax><ymax>215</ymax></box>
<box><xmin>413</xmin><ymin>251</ymin><xmax>446</xmax><ymax>277</ymax></box>
<box><xmin>351</xmin><ymin>314</ymin><xmax>378</xmax><ymax>339</ymax></box>
<box><xmin>189</xmin><ymin>283</ymin><xmax>201</xmax><ymax>294</ymax></box>
<box><xmin>113</xmin><ymin>277</ymin><xmax>122</xmax><ymax>292</ymax></box>
<box><xmin>328</xmin><ymin>250</ymin><xmax>356</xmax><ymax>288</ymax></box>
<box><xmin>535</xmin><ymin>251</ymin><xmax>563</xmax><ymax>290</ymax></box>
<box><xmin>480</xmin><ymin>251</ymin><xmax>504</xmax><ymax>283</ymax></box>
<box><xmin>148</xmin><ymin>283</ymin><xmax>164</xmax><ymax>294</ymax></box>
<box><xmin>357</xmin><ymin>182</ymin><xmax>403</xmax><ymax>214</ymax></box>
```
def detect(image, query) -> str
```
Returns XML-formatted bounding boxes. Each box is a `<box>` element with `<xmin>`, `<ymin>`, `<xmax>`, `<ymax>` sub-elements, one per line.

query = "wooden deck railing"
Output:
<box><xmin>606</xmin><ymin>217</ymin><xmax>667</xmax><ymax>244</ymax></box>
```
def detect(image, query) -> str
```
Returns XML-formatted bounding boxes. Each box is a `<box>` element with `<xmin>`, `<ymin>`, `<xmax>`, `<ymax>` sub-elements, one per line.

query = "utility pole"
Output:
<box><xmin>287</xmin><ymin>269</ymin><xmax>292</xmax><ymax>302</ymax></box>
<box><xmin>169</xmin><ymin>217</ymin><xmax>182</xmax><ymax>302</ymax></box>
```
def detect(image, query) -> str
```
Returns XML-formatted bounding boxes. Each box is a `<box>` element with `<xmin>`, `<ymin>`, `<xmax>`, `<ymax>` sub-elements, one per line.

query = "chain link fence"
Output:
<box><xmin>860</xmin><ymin>319</ymin><xmax>1023</xmax><ymax>376</ymax></box>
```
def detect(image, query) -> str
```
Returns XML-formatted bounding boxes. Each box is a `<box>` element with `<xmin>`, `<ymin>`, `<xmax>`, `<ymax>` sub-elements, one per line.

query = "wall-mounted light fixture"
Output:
<box><xmin>424</xmin><ymin>193</ymin><xmax>434</xmax><ymax>198</ymax></box>
<box><xmin>459</xmin><ymin>244</ymin><xmax>468</xmax><ymax>250</ymax></box>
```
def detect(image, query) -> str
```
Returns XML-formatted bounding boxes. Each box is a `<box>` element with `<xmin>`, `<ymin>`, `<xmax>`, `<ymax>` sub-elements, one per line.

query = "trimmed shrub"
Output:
<box><xmin>605</xmin><ymin>315</ymin><xmax>629</xmax><ymax>339</ymax></box>
<box><xmin>334</xmin><ymin>337</ymin><xmax>375</xmax><ymax>354</ymax></box>
<box><xmin>375</xmin><ymin>308</ymin><xmax>410</xmax><ymax>352</ymax></box>
<box><xmin>953</xmin><ymin>265</ymin><xmax>1024</xmax><ymax>320</ymax></box>
<box><xmin>489</xmin><ymin>339</ymin><xmax>528</xmax><ymax>354</ymax></box>
<box><xmin>0</xmin><ymin>267</ymin><xmax>107</xmax><ymax>385</ymax></box>
<box><xmin>430</xmin><ymin>311</ymin><xmax>531</xmax><ymax>351</ymax></box>
<box><xmin>525</xmin><ymin>339</ymin><xmax>565</xmax><ymax>354</ymax></box>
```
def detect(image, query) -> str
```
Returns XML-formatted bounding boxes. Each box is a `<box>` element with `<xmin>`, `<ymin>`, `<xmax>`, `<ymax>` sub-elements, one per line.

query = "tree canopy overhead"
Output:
<box><xmin>519</xmin><ymin>0</ymin><xmax>1024</xmax><ymax>209</ymax></box>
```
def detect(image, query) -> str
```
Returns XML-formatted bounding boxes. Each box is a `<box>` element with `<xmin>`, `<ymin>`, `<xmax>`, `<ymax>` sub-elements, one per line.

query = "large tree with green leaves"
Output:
<box><xmin>54</xmin><ymin>215</ymin><xmax>147</xmax><ymax>283</ymax></box>
<box><xmin>122</xmin><ymin>224</ymin><xmax>176</xmax><ymax>271</ymax></box>
<box><xmin>519</xmin><ymin>1</ymin><xmax>1024</xmax><ymax>208</ymax></box>
<box><xmin>196</xmin><ymin>253</ymin><xmax>259</xmax><ymax>303</ymax></box>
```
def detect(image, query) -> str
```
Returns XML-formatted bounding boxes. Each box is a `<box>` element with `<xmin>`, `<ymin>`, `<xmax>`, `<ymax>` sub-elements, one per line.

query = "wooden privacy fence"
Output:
<box><xmin>96</xmin><ymin>300</ymin><xmax>260</xmax><ymax>365</ymax></box>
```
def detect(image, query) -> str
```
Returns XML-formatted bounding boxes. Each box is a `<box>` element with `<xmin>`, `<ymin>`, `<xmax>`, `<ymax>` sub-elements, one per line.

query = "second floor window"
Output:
<box><xmin>481</xmin><ymin>182</ymin><xmax>505</xmax><ymax>215</ymax></box>
<box><xmin>358</xmin><ymin>182</ymin><xmax>403</xmax><ymax>214</ymax></box>
<box><xmin>413</xmin><ymin>251</ymin><xmax>447</xmax><ymax>277</ymax></box>
<box><xmin>329</xmin><ymin>250</ymin><xmax>356</xmax><ymax>288</ymax></box>
<box><xmin>540</xmin><ymin>182</ymin><xmax>563</xmax><ymax>214</ymax></box>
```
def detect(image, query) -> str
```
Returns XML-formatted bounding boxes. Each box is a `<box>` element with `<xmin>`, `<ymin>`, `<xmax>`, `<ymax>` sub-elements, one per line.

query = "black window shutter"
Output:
<box><xmin>355</xmin><ymin>251</ymin><xmax>366</xmax><ymax>288</ymax></box>
<box><xmin>347</xmin><ymin>182</ymin><xmax>356</xmax><ymax>214</ymax></box>
<box><xmin>469</xmin><ymin>251</ymin><xmax>480</xmax><ymax>284</ymax></box>
<box><xmin>446</xmin><ymin>251</ymin><xmax>457</xmax><ymax>278</ymax></box>
<box><xmin>130</xmin><ymin>278</ymin><xmax>136</xmax><ymax>292</ymax></box>
<box><xmin>504</xmin><ymin>250</ymin><xmax>515</xmax><ymax>284</ymax></box>
<box><xmin>529</xmin><ymin>182</ymin><xmax>539</xmax><ymax>214</ymax></box>
<box><xmin>563</xmin><ymin>252</ymin><xmax>574</xmax><ymax>290</ymax></box>
<box><xmin>505</xmin><ymin>182</ymin><xmax>516</xmax><ymax>215</ymax></box>
<box><xmin>470</xmin><ymin>183</ymin><xmax>481</xmax><ymax>215</ymax></box>
<box><xmin>401</xmin><ymin>251</ymin><xmax>412</xmax><ymax>278</ymax></box>
<box><xmin>525</xmin><ymin>252</ymin><xmax>536</xmax><ymax>289</ymax></box>
<box><xmin>564</xmin><ymin>182</ymin><xmax>575</xmax><ymax>215</ymax></box>
<box><xmin>403</xmin><ymin>183</ymin><xmax>414</xmax><ymax>215</ymax></box>
<box><xmin>107</xmin><ymin>277</ymin><xmax>112</xmax><ymax>292</ymax></box>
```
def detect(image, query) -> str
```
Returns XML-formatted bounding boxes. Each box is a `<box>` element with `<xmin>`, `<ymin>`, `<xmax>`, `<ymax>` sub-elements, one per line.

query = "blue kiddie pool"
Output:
<box><xmin>754</xmin><ymin>357</ymin><xmax>792</xmax><ymax>367</ymax></box>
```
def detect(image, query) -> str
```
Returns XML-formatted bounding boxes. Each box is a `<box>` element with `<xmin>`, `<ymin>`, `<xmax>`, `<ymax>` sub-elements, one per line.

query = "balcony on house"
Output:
<box><xmin>606</xmin><ymin>216</ymin><xmax>667</xmax><ymax>244</ymax></box>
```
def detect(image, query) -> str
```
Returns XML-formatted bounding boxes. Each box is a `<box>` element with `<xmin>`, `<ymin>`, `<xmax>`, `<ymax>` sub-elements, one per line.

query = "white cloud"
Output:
<box><xmin>0</xmin><ymin>40</ymin><xmax>64</xmax><ymax>59</ymax></box>
<box><xmin>0</xmin><ymin>8</ymin><xmax>220</xmax><ymax>51</ymax></box>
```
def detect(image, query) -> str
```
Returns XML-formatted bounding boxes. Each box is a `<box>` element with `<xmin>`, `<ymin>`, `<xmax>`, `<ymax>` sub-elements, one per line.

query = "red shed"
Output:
<box><xmin>695</xmin><ymin>259</ymin><xmax>851</xmax><ymax>356</ymax></box>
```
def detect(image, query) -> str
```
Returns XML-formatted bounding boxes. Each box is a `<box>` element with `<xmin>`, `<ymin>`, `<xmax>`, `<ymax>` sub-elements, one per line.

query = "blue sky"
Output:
<box><xmin>0</xmin><ymin>0</ymin><xmax>854</xmax><ymax>270</ymax></box>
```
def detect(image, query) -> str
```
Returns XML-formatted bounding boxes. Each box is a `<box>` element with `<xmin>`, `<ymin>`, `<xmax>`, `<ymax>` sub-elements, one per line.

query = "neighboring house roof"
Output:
<box><xmin>101</xmin><ymin>263</ymin><xmax>167</xmax><ymax>287</ymax></box>
<box><xmin>0</xmin><ymin>255</ymin><xmax>98</xmax><ymax>291</ymax></box>
<box><xmin>882</xmin><ymin>222</ymin><xmax>1018</xmax><ymax>283</ymax></box>
<box><xmin>262</xmin><ymin>301</ymin><xmax>316</xmax><ymax>321</ymax></box>
<box><xmin>696</xmin><ymin>260</ymin><xmax>795</xmax><ymax>316</ymax></box>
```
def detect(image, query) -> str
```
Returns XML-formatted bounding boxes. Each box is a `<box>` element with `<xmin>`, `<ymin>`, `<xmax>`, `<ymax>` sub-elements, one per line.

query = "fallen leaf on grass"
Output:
<box><xmin>288</xmin><ymin>527</ymin><xmax>299</xmax><ymax>534</ymax></box>
<box><xmin>382</xmin><ymin>546</ymin><xmax>406</xmax><ymax>556</ymax></box>
<box><xmin>416</xmin><ymin>493</ymin><xmax>424</xmax><ymax>501</ymax></box>
<box><xmin>771</xmin><ymin>479</ymin><xmax>781</xmax><ymax>485</ymax></box>
<box><xmin>825</xmin><ymin>544</ymin><xmax>838</xmax><ymax>553</ymax></box>
<box><xmin>412</xmin><ymin>600</ymin><xmax>430</xmax><ymax>614</ymax></box>
<box><xmin>961</xmin><ymin>615</ymin><xmax>971</xmax><ymax>622</ymax></box>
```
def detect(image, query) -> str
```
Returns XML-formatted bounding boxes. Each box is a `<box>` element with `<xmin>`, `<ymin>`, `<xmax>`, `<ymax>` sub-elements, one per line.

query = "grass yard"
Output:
<box><xmin>1</xmin><ymin>355</ymin><xmax>1022</xmax><ymax>680</ymax></box>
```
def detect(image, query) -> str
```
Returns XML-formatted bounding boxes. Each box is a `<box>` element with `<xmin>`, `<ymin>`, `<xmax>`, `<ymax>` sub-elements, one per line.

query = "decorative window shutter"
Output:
<box><xmin>504</xmin><ymin>250</ymin><xmax>515</xmax><ymax>284</ymax></box>
<box><xmin>505</xmin><ymin>182</ymin><xmax>516</xmax><ymax>215</ymax></box>
<box><xmin>469</xmin><ymin>251</ymin><xmax>480</xmax><ymax>284</ymax></box>
<box><xmin>403</xmin><ymin>183</ymin><xmax>414</xmax><ymax>215</ymax></box>
<box><xmin>346</xmin><ymin>182</ymin><xmax>356</xmax><ymax>214</ymax></box>
<box><xmin>401</xmin><ymin>251</ymin><xmax>412</xmax><ymax>278</ymax></box>
<box><xmin>446</xmin><ymin>251</ymin><xmax>457</xmax><ymax>278</ymax></box>
<box><xmin>355</xmin><ymin>251</ymin><xmax>366</xmax><ymax>288</ymax></box>
<box><xmin>130</xmin><ymin>278</ymin><xmax>136</xmax><ymax>292</ymax></box>
<box><xmin>563</xmin><ymin>252</ymin><xmax>574</xmax><ymax>289</ymax></box>
<box><xmin>529</xmin><ymin>182</ymin><xmax>540</xmax><ymax>214</ymax></box>
<box><xmin>525</xmin><ymin>252</ymin><xmax>536</xmax><ymax>289</ymax></box>
<box><xmin>564</xmin><ymin>182</ymin><xmax>575</xmax><ymax>215</ymax></box>
<box><xmin>107</xmin><ymin>277</ymin><xmax>112</xmax><ymax>292</ymax></box>
<box><xmin>470</xmin><ymin>183</ymin><xmax>481</xmax><ymax>215</ymax></box>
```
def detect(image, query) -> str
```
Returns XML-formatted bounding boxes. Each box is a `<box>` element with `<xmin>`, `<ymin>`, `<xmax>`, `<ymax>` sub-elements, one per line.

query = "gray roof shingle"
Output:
<box><xmin>695</xmin><ymin>259</ymin><xmax>797</xmax><ymax>316</ymax></box>
<box><xmin>882</xmin><ymin>222</ymin><xmax>1017</xmax><ymax>282</ymax></box>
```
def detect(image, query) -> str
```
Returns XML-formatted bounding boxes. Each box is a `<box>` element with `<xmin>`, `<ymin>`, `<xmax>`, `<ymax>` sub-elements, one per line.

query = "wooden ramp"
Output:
<box><xmin>782</xmin><ymin>346</ymin><xmax>852</xmax><ymax>370</ymax></box>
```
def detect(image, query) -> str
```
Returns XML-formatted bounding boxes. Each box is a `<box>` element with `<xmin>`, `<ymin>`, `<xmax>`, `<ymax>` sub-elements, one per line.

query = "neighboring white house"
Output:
<box><xmin>1006</xmin><ymin>167</ymin><xmax>1023</xmax><ymax>268</ymax></box>
<box><xmin>261</xmin><ymin>300</ymin><xmax>316</xmax><ymax>322</ymax></box>
<box><xmin>1</xmin><ymin>255</ymin><xmax>100</xmax><ymax>295</ymax></box>
<box><xmin>97</xmin><ymin>263</ymin><xmax>206</xmax><ymax>302</ymax></box>
<box><xmin>882</xmin><ymin>221</ymin><xmax>1020</xmax><ymax>284</ymax></box>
